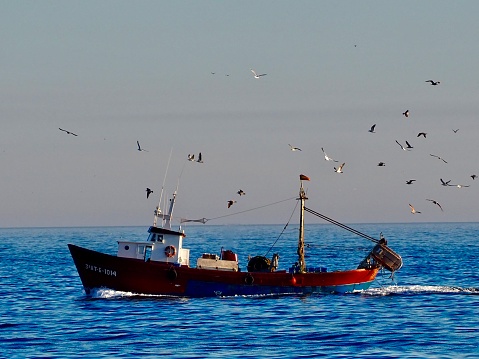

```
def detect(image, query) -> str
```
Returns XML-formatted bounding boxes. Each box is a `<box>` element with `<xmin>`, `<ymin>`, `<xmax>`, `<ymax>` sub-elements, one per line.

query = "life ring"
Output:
<box><xmin>244</xmin><ymin>274</ymin><xmax>254</xmax><ymax>285</ymax></box>
<box><xmin>165</xmin><ymin>245</ymin><xmax>176</xmax><ymax>258</ymax></box>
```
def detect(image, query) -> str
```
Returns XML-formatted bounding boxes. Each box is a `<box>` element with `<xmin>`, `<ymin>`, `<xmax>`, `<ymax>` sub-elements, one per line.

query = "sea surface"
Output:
<box><xmin>1</xmin><ymin>222</ymin><xmax>478</xmax><ymax>358</ymax></box>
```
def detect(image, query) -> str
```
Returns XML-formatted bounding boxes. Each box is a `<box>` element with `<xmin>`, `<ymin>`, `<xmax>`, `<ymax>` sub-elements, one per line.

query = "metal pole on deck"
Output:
<box><xmin>297</xmin><ymin>174</ymin><xmax>309</xmax><ymax>273</ymax></box>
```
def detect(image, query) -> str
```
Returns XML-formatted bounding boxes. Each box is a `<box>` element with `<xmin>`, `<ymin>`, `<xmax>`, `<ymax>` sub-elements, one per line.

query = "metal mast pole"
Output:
<box><xmin>297</xmin><ymin>176</ymin><xmax>308</xmax><ymax>272</ymax></box>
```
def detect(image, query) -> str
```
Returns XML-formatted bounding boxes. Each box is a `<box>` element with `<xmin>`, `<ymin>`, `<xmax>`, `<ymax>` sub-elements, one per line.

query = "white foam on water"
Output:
<box><xmin>362</xmin><ymin>284</ymin><xmax>478</xmax><ymax>296</ymax></box>
<box><xmin>90</xmin><ymin>288</ymin><xmax>181</xmax><ymax>299</ymax></box>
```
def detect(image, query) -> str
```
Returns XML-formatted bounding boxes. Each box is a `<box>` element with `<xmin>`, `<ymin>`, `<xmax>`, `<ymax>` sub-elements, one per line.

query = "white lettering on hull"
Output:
<box><xmin>85</xmin><ymin>263</ymin><xmax>117</xmax><ymax>277</ymax></box>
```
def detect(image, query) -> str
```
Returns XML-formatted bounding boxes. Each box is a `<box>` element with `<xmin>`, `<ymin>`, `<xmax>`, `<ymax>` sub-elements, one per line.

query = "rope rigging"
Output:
<box><xmin>304</xmin><ymin>207</ymin><xmax>380</xmax><ymax>244</ymax></box>
<box><xmin>263</xmin><ymin>197</ymin><xmax>299</xmax><ymax>257</ymax></box>
<box><xmin>181</xmin><ymin>196</ymin><xmax>297</xmax><ymax>224</ymax></box>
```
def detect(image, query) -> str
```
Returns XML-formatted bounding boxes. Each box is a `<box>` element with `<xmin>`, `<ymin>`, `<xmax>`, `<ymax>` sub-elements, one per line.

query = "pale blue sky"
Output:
<box><xmin>1</xmin><ymin>1</ymin><xmax>479</xmax><ymax>227</ymax></box>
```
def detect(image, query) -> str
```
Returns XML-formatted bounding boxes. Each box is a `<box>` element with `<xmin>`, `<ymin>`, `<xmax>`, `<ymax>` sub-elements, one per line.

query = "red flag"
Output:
<box><xmin>299</xmin><ymin>174</ymin><xmax>310</xmax><ymax>181</ymax></box>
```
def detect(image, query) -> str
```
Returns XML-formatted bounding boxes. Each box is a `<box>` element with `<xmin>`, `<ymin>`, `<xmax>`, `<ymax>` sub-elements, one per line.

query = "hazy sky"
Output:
<box><xmin>2</xmin><ymin>1</ymin><xmax>479</xmax><ymax>227</ymax></box>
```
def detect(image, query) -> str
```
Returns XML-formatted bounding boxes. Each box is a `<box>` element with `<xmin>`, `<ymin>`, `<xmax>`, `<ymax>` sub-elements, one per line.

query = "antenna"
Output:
<box><xmin>153</xmin><ymin>148</ymin><xmax>173</xmax><ymax>227</ymax></box>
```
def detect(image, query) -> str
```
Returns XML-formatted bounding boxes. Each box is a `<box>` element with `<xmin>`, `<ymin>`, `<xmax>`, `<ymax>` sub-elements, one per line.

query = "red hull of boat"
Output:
<box><xmin>68</xmin><ymin>244</ymin><xmax>379</xmax><ymax>297</ymax></box>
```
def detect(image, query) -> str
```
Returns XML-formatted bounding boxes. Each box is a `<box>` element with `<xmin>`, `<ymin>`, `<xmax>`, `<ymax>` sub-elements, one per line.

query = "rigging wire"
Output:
<box><xmin>264</xmin><ymin>197</ymin><xmax>300</xmax><ymax>257</ymax></box>
<box><xmin>203</xmin><ymin>196</ymin><xmax>297</xmax><ymax>223</ymax></box>
<box><xmin>304</xmin><ymin>207</ymin><xmax>379</xmax><ymax>243</ymax></box>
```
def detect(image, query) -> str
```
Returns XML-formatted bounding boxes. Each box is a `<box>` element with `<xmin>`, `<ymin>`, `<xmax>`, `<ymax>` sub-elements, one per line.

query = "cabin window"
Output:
<box><xmin>157</xmin><ymin>234</ymin><xmax>163</xmax><ymax>242</ymax></box>
<box><xmin>124</xmin><ymin>245</ymin><xmax>130</xmax><ymax>250</ymax></box>
<box><xmin>145</xmin><ymin>246</ymin><xmax>152</xmax><ymax>261</ymax></box>
<box><xmin>138</xmin><ymin>246</ymin><xmax>145</xmax><ymax>255</ymax></box>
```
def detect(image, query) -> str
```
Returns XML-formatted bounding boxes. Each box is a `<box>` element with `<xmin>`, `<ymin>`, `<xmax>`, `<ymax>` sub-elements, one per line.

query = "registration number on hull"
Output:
<box><xmin>85</xmin><ymin>263</ymin><xmax>117</xmax><ymax>277</ymax></box>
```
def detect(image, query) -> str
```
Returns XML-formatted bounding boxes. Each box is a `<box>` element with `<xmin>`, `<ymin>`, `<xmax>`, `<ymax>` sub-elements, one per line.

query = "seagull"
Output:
<box><xmin>197</xmin><ymin>152</ymin><xmax>204</xmax><ymax>163</ymax></box>
<box><xmin>146</xmin><ymin>188</ymin><xmax>154</xmax><ymax>199</ymax></box>
<box><xmin>59</xmin><ymin>128</ymin><xmax>78</xmax><ymax>136</ymax></box>
<box><xmin>250</xmin><ymin>69</ymin><xmax>267</xmax><ymax>79</ymax></box>
<box><xmin>425</xmin><ymin>80</ymin><xmax>440</xmax><ymax>86</ymax></box>
<box><xmin>406</xmin><ymin>179</ymin><xmax>416</xmax><ymax>185</ymax></box>
<box><xmin>440</xmin><ymin>178</ymin><xmax>452</xmax><ymax>186</ymax></box>
<box><xmin>368</xmin><ymin>124</ymin><xmax>376</xmax><ymax>133</ymax></box>
<box><xmin>334</xmin><ymin>163</ymin><xmax>345</xmax><ymax>173</ymax></box>
<box><xmin>402</xmin><ymin>110</ymin><xmax>409</xmax><ymax>118</ymax></box>
<box><xmin>137</xmin><ymin>141</ymin><xmax>148</xmax><ymax>152</ymax></box>
<box><xmin>409</xmin><ymin>204</ymin><xmax>421</xmax><ymax>214</ymax></box>
<box><xmin>227</xmin><ymin>200</ymin><xmax>237</xmax><ymax>208</ymax></box>
<box><xmin>378</xmin><ymin>162</ymin><xmax>386</xmax><ymax>166</ymax></box>
<box><xmin>237</xmin><ymin>189</ymin><xmax>246</xmax><ymax>196</ymax></box>
<box><xmin>430</xmin><ymin>154</ymin><xmax>447</xmax><ymax>163</ymax></box>
<box><xmin>405</xmin><ymin>141</ymin><xmax>413</xmax><ymax>149</ymax></box>
<box><xmin>321</xmin><ymin>147</ymin><xmax>338</xmax><ymax>162</ymax></box>
<box><xmin>188</xmin><ymin>154</ymin><xmax>195</xmax><ymax>161</ymax></box>
<box><xmin>453</xmin><ymin>129</ymin><xmax>459</xmax><ymax>133</ymax></box>
<box><xmin>455</xmin><ymin>184</ymin><xmax>470</xmax><ymax>189</ymax></box>
<box><xmin>471</xmin><ymin>175</ymin><xmax>477</xmax><ymax>180</ymax></box>
<box><xmin>426</xmin><ymin>199</ymin><xmax>443</xmax><ymax>211</ymax></box>
<box><xmin>289</xmin><ymin>144</ymin><xmax>302</xmax><ymax>151</ymax></box>
<box><xmin>395</xmin><ymin>140</ymin><xmax>407</xmax><ymax>151</ymax></box>
<box><xmin>417</xmin><ymin>132</ymin><xmax>427</xmax><ymax>138</ymax></box>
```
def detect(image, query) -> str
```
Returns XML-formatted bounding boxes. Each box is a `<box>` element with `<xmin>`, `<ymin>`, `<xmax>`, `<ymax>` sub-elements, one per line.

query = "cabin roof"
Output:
<box><xmin>148</xmin><ymin>226</ymin><xmax>186</xmax><ymax>237</ymax></box>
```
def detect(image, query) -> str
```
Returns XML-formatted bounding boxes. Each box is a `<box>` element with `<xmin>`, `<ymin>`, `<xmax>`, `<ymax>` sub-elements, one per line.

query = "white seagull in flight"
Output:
<box><xmin>409</xmin><ymin>204</ymin><xmax>421</xmax><ymax>214</ymax></box>
<box><xmin>334</xmin><ymin>163</ymin><xmax>345</xmax><ymax>173</ymax></box>
<box><xmin>59</xmin><ymin>128</ymin><xmax>78</xmax><ymax>136</ymax></box>
<box><xmin>137</xmin><ymin>141</ymin><xmax>148</xmax><ymax>152</ymax></box>
<box><xmin>321</xmin><ymin>147</ymin><xmax>338</xmax><ymax>162</ymax></box>
<box><xmin>395</xmin><ymin>140</ymin><xmax>408</xmax><ymax>151</ymax></box>
<box><xmin>250</xmin><ymin>69</ymin><xmax>267</xmax><ymax>79</ymax></box>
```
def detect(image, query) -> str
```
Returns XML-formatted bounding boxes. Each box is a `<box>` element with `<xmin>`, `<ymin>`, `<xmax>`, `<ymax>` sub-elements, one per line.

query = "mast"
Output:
<box><xmin>297</xmin><ymin>174</ymin><xmax>309</xmax><ymax>272</ymax></box>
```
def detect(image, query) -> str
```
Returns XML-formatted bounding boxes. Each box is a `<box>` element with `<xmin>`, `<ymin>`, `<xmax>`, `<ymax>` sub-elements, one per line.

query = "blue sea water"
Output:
<box><xmin>1</xmin><ymin>222</ymin><xmax>478</xmax><ymax>358</ymax></box>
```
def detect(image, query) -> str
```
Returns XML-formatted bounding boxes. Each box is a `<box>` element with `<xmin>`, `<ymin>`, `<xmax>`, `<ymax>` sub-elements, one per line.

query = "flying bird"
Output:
<box><xmin>453</xmin><ymin>129</ymin><xmax>459</xmax><ymax>133</ymax></box>
<box><xmin>188</xmin><ymin>154</ymin><xmax>195</xmax><ymax>161</ymax></box>
<box><xmin>227</xmin><ymin>200</ymin><xmax>237</xmax><ymax>208</ymax></box>
<box><xmin>455</xmin><ymin>184</ymin><xmax>470</xmax><ymax>189</ymax></box>
<box><xmin>402</xmin><ymin>110</ymin><xmax>409</xmax><ymax>118</ymax></box>
<box><xmin>321</xmin><ymin>147</ymin><xmax>338</xmax><ymax>162</ymax></box>
<box><xmin>425</xmin><ymin>80</ymin><xmax>441</xmax><ymax>86</ymax></box>
<box><xmin>289</xmin><ymin>144</ymin><xmax>302</xmax><ymax>151</ymax></box>
<box><xmin>146</xmin><ymin>188</ymin><xmax>154</xmax><ymax>199</ymax></box>
<box><xmin>237</xmin><ymin>189</ymin><xmax>246</xmax><ymax>196</ymax></box>
<box><xmin>378</xmin><ymin>162</ymin><xmax>386</xmax><ymax>166</ymax></box>
<box><xmin>471</xmin><ymin>174</ymin><xmax>477</xmax><ymax>180</ymax></box>
<box><xmin>426</xmin><ymin>199</ymin><xmax>443</xmax><ymax>211</ymax></box>
<box><xmin>368</xmin><ymin>124</ymin><xmax>376</xmax><ymax>133</ymax></box>
<box><xmin>440</xmin><ymin>178</ymin><xmax>452</xmax><ymax>186</ymax></box>
<box><xmin>417</xmin><ymin>132</ymin><xmax>427</xmax><ymax>138</ymax></box>
<box><xmin>59</xmin><ymin>128</ymin><xmax>78</xmax><ymax>136</ymax></box>
<box><xmin>137</xmin><ymin>141</ymin><xmax>148</xmax><ymax>152</ymax></box>
<box><xmin>405</xmin><ymin>141</ymin><xmax>413</xmax><ymax>149</ymax></box>
<box><xmin>197</xmin><ymin>152</ymin><xmax>204</xmax><ymax>163</ymax></box>
<box><xmin>250</xmin><ymin>69</ymin><xmax>267</xmax><ymax>79</ymax></box>
<box><xmin>334</xmin><ymin>163</ymin><xmax>345</xmax><ymax>173</ymax></box>
<box><xmin>409</xmin><ymin>204</ymin><xmax>421</xmax><ymax>214</ymax></box>
<box><xmin>395</xmin><ymin>140</ymin><xmax>408</xmax><ymax>151</ymax></box>
<box><xmin>406</xmin><ymin>179</ymin><xmax>416</xmax><ymax>185</ymax></box>
<box><xmin>430</xmin><ymin>154</ymin><xmax>447</xmax><ymax>163</ymax></box>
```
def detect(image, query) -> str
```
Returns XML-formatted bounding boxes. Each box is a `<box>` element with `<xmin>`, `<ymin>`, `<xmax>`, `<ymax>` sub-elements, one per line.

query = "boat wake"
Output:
<box><xmin>89</xmin><ymin>288</ymin><xmax>180</xmax><ymax>300</ymax></box>
<box><xmin>362</xmin><ymin>285</ymin><xmax>479</xmax><ymax>296</ymax></box>
<box><xmin>89</xmin><ymin>285</ymin><xmax>479</xmax><ymax>300</ymax></box>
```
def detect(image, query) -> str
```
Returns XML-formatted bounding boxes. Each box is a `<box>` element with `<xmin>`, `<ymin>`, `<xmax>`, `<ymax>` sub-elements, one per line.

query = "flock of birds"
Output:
<box><xmin>57</xmin><ymin>75</ymin><xmax>475</xmax><ymax>218</ymax></box>
<box><xmin>287</xmin><ymin>79</ymin><xmax>477</xmax><ymax>215</ymax></box>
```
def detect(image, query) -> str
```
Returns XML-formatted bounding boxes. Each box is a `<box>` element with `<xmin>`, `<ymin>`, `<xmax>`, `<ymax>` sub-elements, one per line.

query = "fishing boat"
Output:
<box><xmin>68</xmin><ymin>175</ymin><xmax>402</xmax><ymax>297</ymax></box>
